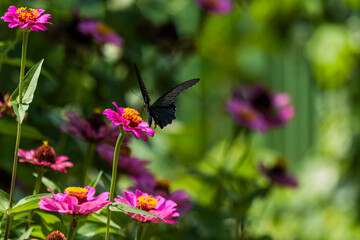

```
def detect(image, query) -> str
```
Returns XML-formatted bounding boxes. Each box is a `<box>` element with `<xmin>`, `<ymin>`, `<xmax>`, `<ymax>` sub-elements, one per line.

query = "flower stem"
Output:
<box><xmin>4</xmin><ymin>30</ymin><xmax>29</xmax><ymax>240</ymax></box>
<box><xmin>81</xmin><ymin>142</ymin><xmax>96</xmax><ymax>186</ymax></box>
<box><xmin>135</xmin><ymin>223</ymin><xmax>145</xmax><ymax>240</ymax></box>
<box><xmin>67</xmin><ymin>218</ymin><xmax>79</xmax><ymax>240</ymax></box>
<box><xmin>26</xmin><ymin>168</ymin><xmax>45</xmax><ymax>230</ymax></box>
<box><xmin>105</xmin><ymin>129</ymin><xmax>125</xmax><ymax>240</ymax></box>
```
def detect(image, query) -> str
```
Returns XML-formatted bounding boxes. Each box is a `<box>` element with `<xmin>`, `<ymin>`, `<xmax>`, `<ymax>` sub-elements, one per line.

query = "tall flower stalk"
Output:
<box><xmin>105</xmin><ymin>130</ymin><xmax>125</xmax><ymax>240</ymax></box>
<box><xmin>26</xmin><ymin>168</ymin><xmax>45</xmax><ymax>230</ymax></box>
<box><xmin>135</xmin><ymin>223</ymin><xmax>145</xmax><ymax>240</ymax></box>
<box><xmin>4</xmin><ymin>30</ymin><xmax>29</xmax><ymax>240</ymax></box>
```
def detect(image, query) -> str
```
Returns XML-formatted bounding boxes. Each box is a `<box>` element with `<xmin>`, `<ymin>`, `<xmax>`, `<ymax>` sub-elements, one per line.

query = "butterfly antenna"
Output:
<box><xmin>130</xmin><ymin>88</ymin><xmax>143</xmax><ymax>101</ymax></box>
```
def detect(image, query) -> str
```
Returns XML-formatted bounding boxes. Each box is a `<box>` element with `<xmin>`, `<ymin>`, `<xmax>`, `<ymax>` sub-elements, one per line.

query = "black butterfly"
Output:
<box><xmin>134</xmin><ymin>64</ymin><xmax>200</xmax><ymax>129</ymax></box>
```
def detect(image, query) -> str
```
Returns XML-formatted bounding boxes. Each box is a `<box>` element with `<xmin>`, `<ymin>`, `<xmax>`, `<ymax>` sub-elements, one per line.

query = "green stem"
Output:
<box><xmin>135</xmin><ymin>223</ymin><xmax>144</xmax><ymax>240</ymax></box>
<box><xmin>81</xmin><ymin>142</ymin><xmax>96</xmax><ymax>186</ymax></box>
<box><xmin>26</xmin><ymin>168</ymin><xmax>45</xmax><ymax>230</ymax></box>
<box><xmin>67</xmin><ymin>218</ymin><xmax>79</xmax><ymax>240</ymax></box>
<box><xmin>4</xmin><ymin>30</ymin><xmax>29</xmax><ymax>240</ymax></box>
<box><xmin>105</xmin><ymin>130</ymin><xmax>125</xmax><ymax>240</ymax></box>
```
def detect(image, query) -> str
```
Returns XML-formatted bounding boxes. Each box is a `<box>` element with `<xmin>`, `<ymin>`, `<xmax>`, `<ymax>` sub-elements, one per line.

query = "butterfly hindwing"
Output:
<box><xmin>149</xmin><ymin>104</ymin><xmax>176</xmax><ymax>129</ymax></box>
<box><xmin>152</xmin><ymin>78</ymin><xmax>200</xmax><ymax>107</ymax></box>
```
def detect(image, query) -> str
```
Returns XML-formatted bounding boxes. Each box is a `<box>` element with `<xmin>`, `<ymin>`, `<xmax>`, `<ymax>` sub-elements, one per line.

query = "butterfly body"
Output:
<box><xmin>134</xmin><ymin>64</ymin><xmax>200</xmax><ymax>129</ymax></box>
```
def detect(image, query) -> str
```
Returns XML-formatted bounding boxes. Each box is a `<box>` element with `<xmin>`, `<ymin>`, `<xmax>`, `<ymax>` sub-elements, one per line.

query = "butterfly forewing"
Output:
<box><xmin>152</xmin><ymin>78</ymin><xmax>200</xmax><ymax>107</ymax></box>
<box><xmin>134</xmin><ymin>64</ymin><xmax>151</xmax><ymax>108</ymax></box>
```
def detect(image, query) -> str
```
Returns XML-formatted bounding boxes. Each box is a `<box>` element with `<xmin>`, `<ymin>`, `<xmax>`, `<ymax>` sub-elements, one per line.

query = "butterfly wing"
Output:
<box><xmin>134</xmin><ymin>64</ymin><xmax>153</xmax><ymax>126</ymax></box>
<box><xmin>150</xmin><ymin>78</ymin><xmax>200</xmax><ymax>128</ymax></box>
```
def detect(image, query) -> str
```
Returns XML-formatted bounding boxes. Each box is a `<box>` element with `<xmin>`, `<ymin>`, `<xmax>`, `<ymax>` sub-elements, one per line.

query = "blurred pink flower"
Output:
<box><xmin>114</xmin><ymin>189</ymin><xmax>180</xmax><ymax>224</ymax></box>
<box><xmin>103</xmin><ymin>102</ymin><xmax>155</xmax><ymax>141</ymax></box>
<box><xmin>38</xmin><ymin>186</ymin><xmax>111</xmax><ymax>216</ymax></box>
<box><xmin>194</xmin><ymin>0</ymin><xmax>233</xmax><ymax>14</ymax></box>
<box><xmin>227</xmin><ymin>84</ymin><xmax>295</xmax><ymax>132</ymax></box>
<box><xmin>259</xmin><ymin>158</ymin><xmax>298</xmax><ymax>188</ymax></box>
<box><xmin>78</xmin><ymin>20</ymin><xmax>123</xmax><ymax>46</ymax></box>
<box><xmin>18</xmin><ymin>141</ymin><xmax>73</xmax><ymax>173</ymax></box>
<box><xmin>60</xmin><ymin>110</ymin><xmax>119</xmax><ymax>143</ymax></box>
<box><xmin>1</xmin><ymin>6</ymin><xmax>51</xmax><ymax>31</ymax></box>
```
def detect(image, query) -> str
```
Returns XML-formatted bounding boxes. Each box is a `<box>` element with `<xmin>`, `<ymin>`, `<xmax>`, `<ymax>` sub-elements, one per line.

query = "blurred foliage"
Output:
<box><xmin>0</xmin><ymin>0</ymin><xmax>360</xmax><ymax>239</ymax></box>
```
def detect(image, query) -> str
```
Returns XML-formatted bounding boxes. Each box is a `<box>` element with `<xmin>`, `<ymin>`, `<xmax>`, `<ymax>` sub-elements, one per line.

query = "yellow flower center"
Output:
<box><xmin>65</xmin><ymin>187</ymin><xmax>89</xmax><ymax>204</ymax></box>
<box><xmin>122</xmin><ymin>108</ymin><xmax>142</xmax><ymax>127</ymax></box>
<box><xmin>137</xmin><ymin>195</ymin><xmax>158</xmax><ymax>211</ymax></box>
<box><xmin>16</xmin><ymin>7</ymin><xmax>39</xmax><ymax>22</ymax></box>
<box><xmin>96</xmin><ymin>23</ymin><xmax>113</xmax><ymax>35</ymax></box>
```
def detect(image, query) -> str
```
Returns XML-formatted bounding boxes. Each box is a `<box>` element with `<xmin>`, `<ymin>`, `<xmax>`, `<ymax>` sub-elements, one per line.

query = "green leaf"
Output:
<box><xmin>0</xmin><ymin>119</ymin><xmax>45</xmax><ymax>140</ymax></box>
<box><xmin>110</xmin><ymin>202</ymin><xmax>164</xmax><ymax>221</ymax></box>
<box><xmin>34</xmin><ymin>173</ymin><xmax>61</xmax><ymax>193</ymax></box>
<box><xmin>17</xmin><ymin>227</ymin><xmax>33</xmax><ymax>240</ymax></box>
<box><xmin>88</xmin><ymin>171</ymin><xmax>103</xmax><ymax>188</ymax></box>
<box><xmin>0</xmin><ymin>189</ymin><xmax>9</xmax><ymax>214</ymax></box>
<box><xmin>10</xmin><ymin>59</ymin><xmax>44</xmax><ymax>123</ymax></box>
<box><xmin>7</xmin><ymin>193</ymin><xmax>50</xmax><ymax>213</ymax></box>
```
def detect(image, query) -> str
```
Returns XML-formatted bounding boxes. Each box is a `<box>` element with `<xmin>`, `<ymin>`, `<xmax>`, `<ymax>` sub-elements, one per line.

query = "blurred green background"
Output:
<box><xmin>1</xmin><ymin>0</ymin><xmax>360</xmax><ymax>239</ymax></box>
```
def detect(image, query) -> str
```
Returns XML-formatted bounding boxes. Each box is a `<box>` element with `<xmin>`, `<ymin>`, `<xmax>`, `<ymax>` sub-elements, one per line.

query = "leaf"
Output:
<box><xmin>110</xmin><ymin>202</ymin><xmax>164</xmax><ymax>221</ymax></box>
<box><xmin>88</xmin><ymin>171</ymin><xmax>103</xmax><ymax>188</ymax></box>
<box><xmin>34</xmin><ymin>173</ymin><xmax>61</xmax><ymax>193</ymax></box>
<box><xmin>7</xmin><ymin>193</ymin><xmax>50</xmax><ymax>213</ymax></box>
<box><xmin>0</xmin><ymin>119</ymin><xmax>45</xmax><ymax>139</ymax></box>
<box><xmin>17</xmin><ymin>227</ymin><xmax>33</xmax><ymax>240</ymax></box>
<box><xmin>0</xmin><ymin>189</ymin><xmax>9</xmax><ymax>214</ymax></box>
<box><xmin>10</xmin><ymin>59</ymin><xmax>44</xmax><ymax>123</ymax></box>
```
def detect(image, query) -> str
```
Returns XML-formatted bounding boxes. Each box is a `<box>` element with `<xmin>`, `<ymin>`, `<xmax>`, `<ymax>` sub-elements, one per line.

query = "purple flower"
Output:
<box><xmin>18</xmin><ymin>141</ymin><xmax>73</xmax><ymax>173</ymax></box>
<box><xmin>60</xmin><ymin>110</ymin><xmax>119</xmax><ymax>143</ymax></box>
<box><xmin>130</xmin><ymin>178</ymin><xmax>192</xmax><ymax>216</ymax></box>
<box><xmin>96</xmin><ymin>142</ymin><xmax>153</xmax><ymax>180</ymax></box>
<box><xmin>103</xmin><ymin>102</ymin><xmax>155</xmax><ymax>141</ymax></box>
<box><xmin>1</xmin><ymin>6</ymin><xmax>51</xmax><ymax>31</ymax></box>
<box><xmin>114</xmin><ymin>189</ymin><xmax>180</xmax><ymax>224</ymax></box>
<box><xmin>38</xmin><ymin>186</ymin><xmax>111</xmax><ymax>216</ymax></box>
<box><xmin>227</xmin><ymin>84</ymin><xmax>295</xmax><ymax>132</ymax></box>
<box><xmin>194</xmin><ymin>0</ymin><xmax>233</xmax><ymax>14</ymax></box>
<box><xmin>259</xmin><ymin>158</ymin><xmax>298</xmax><ymax>188</ymax></box>
<box><xmin>77</xmin><ymin>20</ymin><xmax>123</xmax><ymax>46</ymax></box>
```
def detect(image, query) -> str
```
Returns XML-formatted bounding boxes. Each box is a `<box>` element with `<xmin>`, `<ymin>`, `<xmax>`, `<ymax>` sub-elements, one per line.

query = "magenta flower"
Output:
<box><xmin>103</xmin><ymin>102</ymin><xmax>155</xmax><ymax>141</ymax></box>
<box><xmin>1</xmin><ymin>6</ymin><xmax>51</xmax><ymax>31</ymax></box>
<box><xmin>38</xmin><ymin>186</ymin><xmax>111</xmax><ymax>216</ymax></box>
<box><xmin>194</xmin><ymin>0</ymin><xmax>233</xmax><ymax>14</ymax></box>
<box><xmin>77</xmin><ymin>20</ymin><xmax>123</xmax><ymax>46</ymax></box>
<box><xmin>97</xmin><ymin>142</ymin><xmax>153</xmax><ymax>180</ymax></box>
<box><xmin>130</xmin><ymin>178</ymin><xmax>192</xmax><ymax>216</ymax></box>
<box><xmin>259</xmin><ymin>158</ymin><xmax>298</xmax><ymax>188</ymax></box>
<box><xmin>60</xmin><ymin>110</ymin><xmax>120</xmax><ymax>143</ymax></box>
<box><xmin>18</xmin><ymin>141</ymin><xmax>73</xmax><ymax>173</ymax></box>
<box><xmin>114</xmin><ymin>189</ymin><xmax>180</xmax><ymax>224</ymax></box>
<box><xmin>227</xmin><ymin>84</ymin><xmax>295</xmax><ymax>132</ymax></box>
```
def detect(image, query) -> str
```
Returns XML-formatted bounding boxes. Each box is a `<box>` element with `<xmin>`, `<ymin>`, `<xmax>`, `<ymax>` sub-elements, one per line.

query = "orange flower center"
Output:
<box><xmin>238</xmin><ymin>108</ymin><xmax>257</xmax><ymax>121</ymax></box>
<box><xmin>137</xmin><ymin>195</ymin><xmax>158</xmax><ymax>211</ymax></box>
<box><xmin>96</xmin><ymin>23</ymin><xmax>113</xmax><ymax>35</ymax></box>
<box><xmin>16</xmin><ymin>7</ymin><xmax>39</xmax><ymax>22</ymax></box>
<box><xmin>122</xmin><ymin>108</ymin><xmax>142</xmax><ymax>127</ymax></box>
<box><xmin>45</xmin><ymin>230</ymin><xmax>66</xmax><ymax>240</ymax></box>
<box><xmin>65</xmin><ymin>187</ymin><xmax>88</xmax><ymax>204</ymax></box>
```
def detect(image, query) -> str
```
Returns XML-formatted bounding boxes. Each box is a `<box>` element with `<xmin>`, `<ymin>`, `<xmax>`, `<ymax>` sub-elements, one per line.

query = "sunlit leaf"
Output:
<box><xmin>0</xmin><ymin>189</ymin><xmax>9</xmax><ymax>214</ymax></box>
<box><xmin>110</xmin><ymin>202</ymin><xmax>163</xmax><ymax>220</ymax></box>
<box><xmin>10</xmin><ymin>59</ymin><xmax>44</xmax><ymax>123</ymax></box>
<box><xmin>0</xmin><ymin>119</ymin><xmax>45</xmax><ymax>139</ymax></box>
<box><xmin>7</xmin><ymin>193</ymin><xmax>50</xmax><ymax>213</ymax></box>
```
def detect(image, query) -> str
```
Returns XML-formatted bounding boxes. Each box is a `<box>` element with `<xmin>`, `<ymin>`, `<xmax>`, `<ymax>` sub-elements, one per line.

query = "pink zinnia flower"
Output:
<box><xmin>194</xmin><ymin>0</ymin><xmax>233</xmax><ymax>14</ymax></box>
<box><xmin>103</xmin><ymin>102</ymin><xmax>155</xmax><ymax>141</ymax></box>
<box><xmin>227</xmin><ymin>84</ymin><xmax>295</xmax><ymax>132</ymax></box>
<box><xmin>1</xmin><ymin>6</ymin><xmax>51</xmax><ymax>31</ymax></box>
<box><xmin>114</xmin><ymin>189</ymin><xmax>180</xmax><ymax>224</ymax></box>
<box><xmin>38</xmin><ymin>186</ymin><xmax>111</xmax><ymax>216</ymax></box>
<box><xmin>77</xmin><ymin>20</ymin><xmax>123</xmax><ymax>46</ymax></box>
<box><xmin>18</xmin><ymin>141</ymin><xmax>73</xmax><ymax>173</ymax></box>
